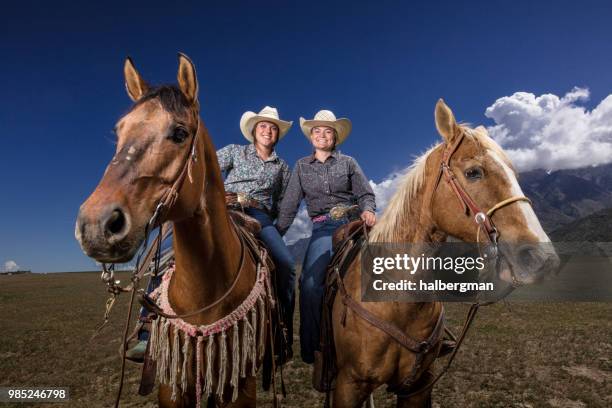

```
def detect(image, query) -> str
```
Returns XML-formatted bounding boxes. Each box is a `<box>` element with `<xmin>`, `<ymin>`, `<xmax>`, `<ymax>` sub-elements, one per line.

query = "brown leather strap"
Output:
<box><xmin>139</xmin><ymin>218</ymin><xmax>248</xmax><ymax>320</ymax></box>
<box><xmin>394</xmin><ymin>303</ymin><xmax>480</xmax><ymax>398</ymax></box>
<box><xmin>147</xmin><ymin>116</ymin><xmax>202</xmax><ymax>229</ymax></box>
<box><xmin>138</xmin><ymin>340</ymin><xmax>157</xmax><ymax>396</ymax></box>
<box><xmin>336</xmin><ymin>270</ymin><xmax>445</xmax><ymax>354</ymax></box>
<box><xmin>431</xmin><ymin>131</ymin><xmax>531</xmax><ymax>244</ymax></box>
<box><xmin>135</xmin><ymin>223</ymin><xmax>172</xmax><ymax>281</ymax></box>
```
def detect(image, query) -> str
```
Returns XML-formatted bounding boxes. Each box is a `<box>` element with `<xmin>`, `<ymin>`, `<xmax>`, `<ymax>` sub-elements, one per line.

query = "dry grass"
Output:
<box><xmin>0</xmin><ymin>272</ymin><xmax>610</xmax><ymax>407</ymax></box>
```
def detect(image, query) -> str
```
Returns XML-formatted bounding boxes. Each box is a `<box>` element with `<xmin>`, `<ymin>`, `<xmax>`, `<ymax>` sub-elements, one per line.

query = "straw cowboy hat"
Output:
<box><xmin>299</xmin><ymin>110</ymin><xmax>352</xmax><ymax>146</ymax></box>
<box><xmin>240</xmin><ymin>106</ymin><xmax>293</xmax><ymax>142</ymax></box>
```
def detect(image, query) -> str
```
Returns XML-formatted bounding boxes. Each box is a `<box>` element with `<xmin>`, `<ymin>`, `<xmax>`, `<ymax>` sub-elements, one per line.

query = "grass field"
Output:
<box><xmin>0</xmin><ymin>272</ymin><xmax>610</xmax><ymax>407</ymax></box>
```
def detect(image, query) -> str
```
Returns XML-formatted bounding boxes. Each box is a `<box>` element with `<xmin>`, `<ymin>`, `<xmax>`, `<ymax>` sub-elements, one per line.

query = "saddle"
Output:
<box><xmin>332</xmin><ymin>219</ymin><xmax>365</xmax><ymax>252</ymax></box>
<box><xmin>228</xmin><ymin>209</ymin><xmax>262</xmax><ymax>235</ymax></box>
<box><xmin>315</xmin><ymin>221</ymin><xmax>457</xmax><ymax>398</ymax></box>
<box><xmin>315</xmin><ymin>220</ymin><xmax>369</xmax><ymax>393</ymax></box>
<box><xmin>226</xmin><ymin>205</ymin><xmax>291</xmax><ymax>395</ymax></box>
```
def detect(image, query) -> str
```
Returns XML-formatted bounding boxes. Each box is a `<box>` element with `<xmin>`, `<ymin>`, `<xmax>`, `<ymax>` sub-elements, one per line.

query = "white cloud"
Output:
<box><xmin>369</xmin><ymin>170</ymin><xmax>409</xmax><ymax>213</ymax></box>
<box><xmin>3</xmin><ymin>260</ymin><xmax>20</xmax><ymax>272</ymax></box>
<box><xmin>485</xmin><ymin>87</ymin><xmax>612</xmax><ymax>172</ymax></box>
<box><xmin>283</xmin><ymin>206</ymin><xmax>312</xmax><ymax>244</ymax></box>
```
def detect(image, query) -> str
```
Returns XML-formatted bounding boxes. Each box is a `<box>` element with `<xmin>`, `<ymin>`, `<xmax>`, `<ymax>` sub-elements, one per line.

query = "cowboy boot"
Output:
<box><xmin>125</xmin><ymin>340</ymin><xmax>148</xmax><ymax>363</ymax></box>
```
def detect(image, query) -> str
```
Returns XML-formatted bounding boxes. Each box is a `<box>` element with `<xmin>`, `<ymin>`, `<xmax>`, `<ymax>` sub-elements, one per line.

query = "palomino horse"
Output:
<box><xmin>330</xmin><ymin>100</ymin><xmax>559</xmax><ymax>407</ymax></box>
<box><xmin>75</xmin><ymin>54</ymin><xmax>264</xmax><ymax>407</ymax></box>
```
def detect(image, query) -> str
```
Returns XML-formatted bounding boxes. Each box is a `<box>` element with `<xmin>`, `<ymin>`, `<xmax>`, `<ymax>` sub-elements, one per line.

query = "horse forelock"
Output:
<box><xmin>129</xmin><ymin>85</ymin><xmax>193</xmax><ymax>118</ymax></box>
<box><xmin>460</xmin><ymin>124</ymin><xmax>517</xmax><ymax>175</ymax></box>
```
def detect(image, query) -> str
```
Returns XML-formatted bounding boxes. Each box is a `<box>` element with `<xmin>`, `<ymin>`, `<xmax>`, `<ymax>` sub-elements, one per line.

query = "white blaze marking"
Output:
<box><xmin>488</xmin><ymin>151</ymin><xmax>550</xmax><ymax>242</ymax></box>
<box><xmin>128</xmin><ymin>146</ymin><xmax>136</xmax><ymax>154</ymax></box>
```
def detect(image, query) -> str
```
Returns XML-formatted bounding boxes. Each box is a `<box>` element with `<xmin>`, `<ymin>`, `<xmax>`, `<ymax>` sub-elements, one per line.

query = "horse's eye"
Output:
<box><xmin>465</xmin><ymin>167</ymin><xmax>483</xmax><ymax>180</ymax></box>
<box><xmin>169</xmin><ymin>128</ymin><xmax>189</xmax><ymax>144</ymax></box>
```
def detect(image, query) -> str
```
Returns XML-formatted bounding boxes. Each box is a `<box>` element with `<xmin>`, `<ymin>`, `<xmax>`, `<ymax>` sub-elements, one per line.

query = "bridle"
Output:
<box><xmin>146</xmin><ymin>114</ymin><xmax>203</xmax><ymax>230</ymax></box>
<box><xmin>100</xmin><ymin>112</ymin><xmax>202</xmax><ymax>296</ymax></box>
<box><xmin>431</xmin><ymin>129</ymin><xmax>532</xmax><ymax>253</ymax></box>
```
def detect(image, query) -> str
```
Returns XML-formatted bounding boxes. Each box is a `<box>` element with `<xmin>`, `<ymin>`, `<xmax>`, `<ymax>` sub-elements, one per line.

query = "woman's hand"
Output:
<box><xmin>360</xmin><ymin>210</ymin><xmax>376</xmax><ymax>227</ymax></box>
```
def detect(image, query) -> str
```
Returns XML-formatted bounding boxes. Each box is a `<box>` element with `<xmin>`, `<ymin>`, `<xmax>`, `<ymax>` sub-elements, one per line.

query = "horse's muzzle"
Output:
<box><xmin>502</xmin><ymin>243</ymin><xmax>560</xmax><ymax>285</ymax></box>
<box><xmin>75</xmin><ymin>203</ymin><xmax>139</xmax><ymax>263</ymax></box>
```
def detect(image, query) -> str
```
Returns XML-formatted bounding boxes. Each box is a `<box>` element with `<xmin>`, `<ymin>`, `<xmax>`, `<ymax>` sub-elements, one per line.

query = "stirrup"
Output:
<box><xmin>125</xmin><ymin>340</ymin><xmax>148</xmax><ymax>363</ymax></box>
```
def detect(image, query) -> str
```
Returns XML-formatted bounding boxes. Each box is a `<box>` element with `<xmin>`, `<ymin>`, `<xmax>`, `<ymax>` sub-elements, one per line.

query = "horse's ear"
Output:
<box><xmin>177</xmin><ymin>53</ymin><xmax>198</xmax><ymax>104</ymax></box>
<box><xmin>435</xmin><ymin>99</ymin><xmax>459</xmax><ymax>143</ymax></box>
<box><xmin>123</xmin><ymin>57</ymin><xmax>148</xmax><ymax>102</ymax></box>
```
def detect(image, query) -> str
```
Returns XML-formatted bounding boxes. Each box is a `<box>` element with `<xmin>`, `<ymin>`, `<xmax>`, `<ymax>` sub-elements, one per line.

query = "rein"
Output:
<box><xmin>138</xmin><ymin>220</ymin><xmax>247</xmax><ymax>319</ymax></box>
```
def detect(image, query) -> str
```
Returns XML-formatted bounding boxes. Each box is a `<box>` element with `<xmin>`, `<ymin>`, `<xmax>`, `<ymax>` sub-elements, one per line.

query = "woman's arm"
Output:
<box><xmin>275</xmin><ymin>163</ymin><xmax>305</xmax><ymax>236</ymax></box>
<box><xmin>349</xmin><ymin>158</ymin><xmax>376</xmax><ymax>213</ymax></box>
<box><xmin>216</xmin><ymin>144</ymin><xmax>237</xmax><ymax>173</ymax></box>
<box><xmin>271</xmin><ymin>161</ymin><xmax>291</xmax><ymax>219</ymax></box>
<box><xmin>349</xmin><ymin>158</ymin><xmax>377</xmax><ymax>226</ymax></box>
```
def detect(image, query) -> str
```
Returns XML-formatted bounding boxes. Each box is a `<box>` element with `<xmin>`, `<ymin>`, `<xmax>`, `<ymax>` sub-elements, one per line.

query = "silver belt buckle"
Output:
<box><xmin>329</xmin><ymin>205</ymin><xmax>348</xmax><ymax>220</ymax></box>
<box><xmin>236</xmin><ymin>192</ymin><xmax>249</xmax><ymax>205</ymax></box>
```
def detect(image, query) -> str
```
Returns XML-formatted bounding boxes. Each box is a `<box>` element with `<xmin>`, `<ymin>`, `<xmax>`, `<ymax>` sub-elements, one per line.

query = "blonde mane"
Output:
<box><xmin>369</xmin><ymin>144</ymin><xmax>438</xmax><ymax>242</ymax></box>
<box><xmin>369</xmin><ymin>125</ymin><xmax>512</xmax><ymax>243</ymax></box>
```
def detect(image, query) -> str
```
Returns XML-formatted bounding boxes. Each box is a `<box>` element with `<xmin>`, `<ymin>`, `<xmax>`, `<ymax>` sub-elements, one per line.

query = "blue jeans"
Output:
<box><xmin>245</xmin><ymin>208</ymin><xmax>296</xmax><ymax>349</ymax></box>
<box><xmin>299</xmin><ymin>217</ymin><xmax>347</xmax><ymax>364</ymax></box>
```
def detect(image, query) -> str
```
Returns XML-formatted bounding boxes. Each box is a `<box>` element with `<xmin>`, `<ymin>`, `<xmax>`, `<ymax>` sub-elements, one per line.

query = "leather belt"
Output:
<box><xmin>312</xmin><ymin>204</ymin><xmax>360</xmax><ymax>223</ymax></box>
<box><xmin>225</xmin><ymin>192</ymin><xmax>268</xmax><ymax>212</ymax></box>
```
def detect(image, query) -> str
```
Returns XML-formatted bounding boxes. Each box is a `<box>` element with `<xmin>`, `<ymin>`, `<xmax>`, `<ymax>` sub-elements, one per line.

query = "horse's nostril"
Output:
<box><xmin>105</xmin><ymin>209</ymin><xmax>126</xmax><ymax>237</ymax></box>
<box><xmin>518</xmin><ymin>246</ymin><xmax>542</xmax><ymax>271</ymax></box>
<box><xmin>520</xmin><ymin>248</ymin><xmax>534</xmax><ymax>264</ymax></box>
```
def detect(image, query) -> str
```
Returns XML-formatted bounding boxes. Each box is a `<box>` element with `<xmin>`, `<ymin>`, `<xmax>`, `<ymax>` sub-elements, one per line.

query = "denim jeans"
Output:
<box><xmin>299</xmin><ymin>217</ymin><xmax>347</xmax><ymax>364</ymax></box>
<box><xmin>245</xmin><ymin>208</ymin><xmax>297</xmax><ymax>349</ymax></box>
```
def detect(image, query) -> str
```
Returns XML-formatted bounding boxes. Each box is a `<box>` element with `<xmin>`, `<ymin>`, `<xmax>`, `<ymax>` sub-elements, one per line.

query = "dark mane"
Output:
<box><xmin>130</xmin><ymin>85</ymin><xmax>191</xmax><ymax>115</ymax></box>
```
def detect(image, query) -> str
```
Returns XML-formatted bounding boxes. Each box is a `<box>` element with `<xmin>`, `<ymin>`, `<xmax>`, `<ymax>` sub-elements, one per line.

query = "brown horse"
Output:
<box><xmin>75</xmin><ymin>54</ymin><xmax>262</xmax><ymax>407</ymax></box>
<box><xmin>330</xmin><ymin>100</ymin><xmax>559</xmax><ymax>407</ymax></box>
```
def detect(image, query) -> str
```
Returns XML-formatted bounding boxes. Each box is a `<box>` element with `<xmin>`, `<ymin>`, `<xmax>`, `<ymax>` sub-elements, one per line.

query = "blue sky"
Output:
<box><xmin>2</xmin><ymin>0</ymin><xmax>612</xmax><ymax>272</ymax></box>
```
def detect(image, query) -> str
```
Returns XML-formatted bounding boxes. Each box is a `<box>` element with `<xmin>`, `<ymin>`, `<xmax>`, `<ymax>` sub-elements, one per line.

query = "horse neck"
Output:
<box><xmin>387</xmin><ymin>180</ymin><xmax>440</xmax><ymax>244</ymax></box>
<box><xmin>369</xmin><ymin>154</ymin><xmax>445</xmax><ymax>326</ymax></box>
<box><xmin>169</xmin><ymin>125</ymin><xmax>248</xmax><ymax>321</ymax></box>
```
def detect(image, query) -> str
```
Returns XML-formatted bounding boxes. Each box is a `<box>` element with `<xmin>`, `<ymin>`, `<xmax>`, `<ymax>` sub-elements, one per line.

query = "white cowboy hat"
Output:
<box><xmin>240</xmin><ymin>106</ymin><xmax>293</xmax><ymax>142</ymax></box>
<box><xmin>299</xmin><ymin>110</ymin><xmax>352</xmax><ymax>146</ymax></box>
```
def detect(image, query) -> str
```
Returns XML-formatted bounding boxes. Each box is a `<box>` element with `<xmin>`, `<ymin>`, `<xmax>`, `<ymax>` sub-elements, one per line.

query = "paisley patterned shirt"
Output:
<box><xmin>276</xmin><ymin>151</ymin><xmax>376</xmax><ymax>235</ymax></box>
<box><xmin>217</xmin><ymin>144</ymin><xmax>290</xmax><ymax>218</ymax></box>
